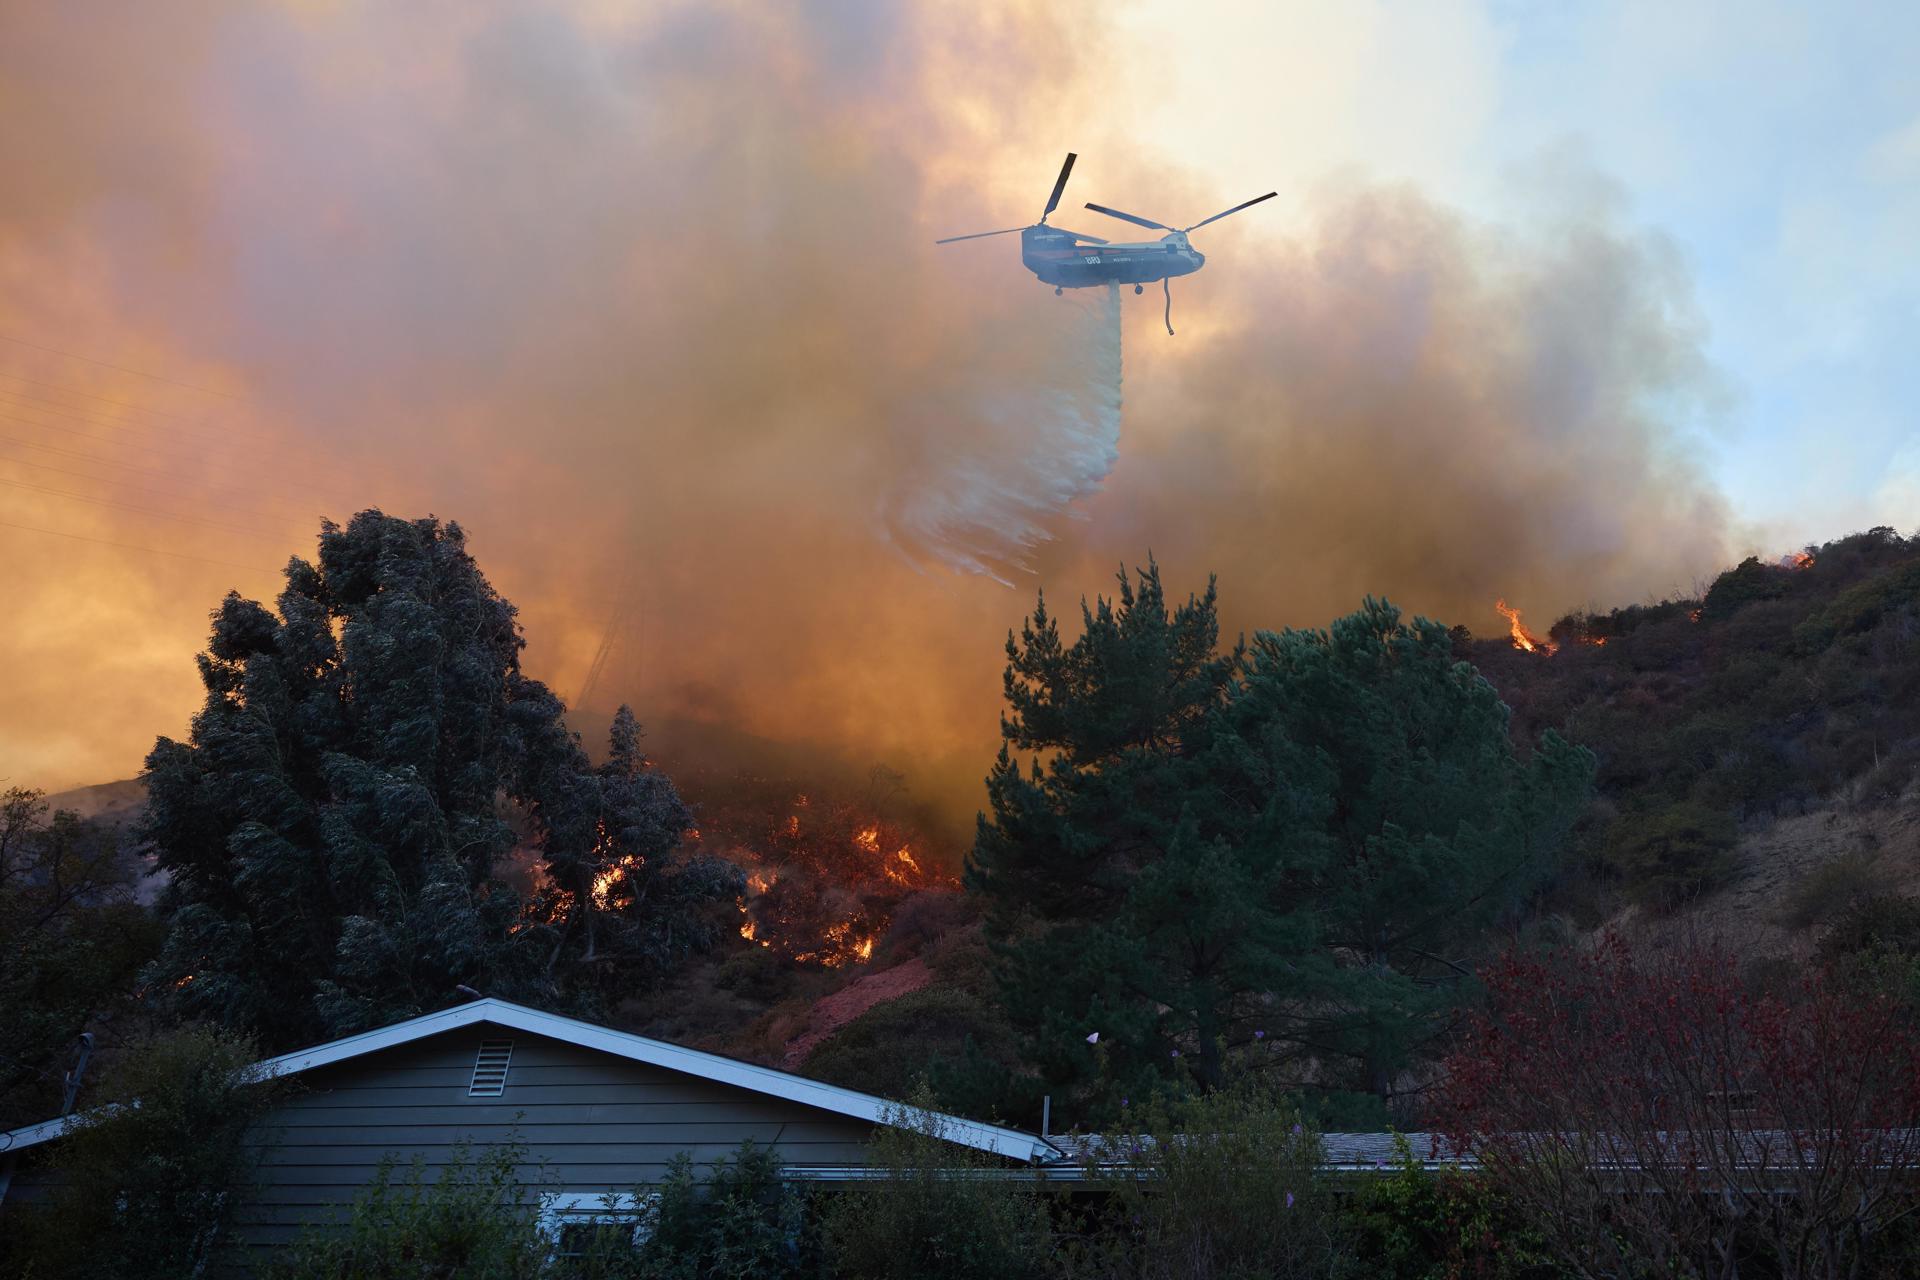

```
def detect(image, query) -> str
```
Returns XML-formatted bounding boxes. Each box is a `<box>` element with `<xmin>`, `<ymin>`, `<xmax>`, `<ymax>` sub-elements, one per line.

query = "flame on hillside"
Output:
<box><xmin>1495</xmin><ymin>599</ymin><xmax>1557</xmax><ymax>655</ymax></box>
<box><xmin>1782</xmin><ymin>550</ymin><xmax>1816</xmax><ymax>570</ymax></box>
<box><xmin>704</xmin><ymin>787</ymin><xmax>956</xmax><ymax>970</ymax></box>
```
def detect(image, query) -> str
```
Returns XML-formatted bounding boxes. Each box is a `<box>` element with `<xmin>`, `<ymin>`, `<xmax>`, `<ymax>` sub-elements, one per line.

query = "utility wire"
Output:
<box><xmin>0</xmin><ymin>430</ymin><xmax>356</xmax><ymax>517</ymax></box>
<box><xmin>0</xmin><ymin>370</ymin><xmax>217</xmax><ymax>425</ymax></box>
<box><xmin>0</xmin><ymin>385</ymin><xmax>240</xmax><ymax>450</ymax></box>
<box><xmin>0</xmin><ymin>334</ymin><xmax>252</xmax><ymax>403</ymax></box>
<box><xmin>0</xmin><ymin>475</ymin><xmax>299</xmax><ymax>541</ymax></box>
<box><xmin>0</xmin><ymin>407</ymin><xmax>358</xmax><ymax>509</ymax></box>
<box><xmin>0</xmin><ymin>518</ymin><xmax>280</xmax><ymax>576</ymax></box>
<box><xmin>0</xmin><ymin>453</ymin><xmax>322</xmax><ymax>530</ymax></box>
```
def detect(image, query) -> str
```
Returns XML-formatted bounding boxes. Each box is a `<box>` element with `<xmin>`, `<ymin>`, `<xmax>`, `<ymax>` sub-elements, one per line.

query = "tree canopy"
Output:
<box><xmin>968</xmin><ymin>563</ymin><xmax>1592</xmax><ymax>1118</ymax></box>
<box><xmin>142</xmin><ymin>510</ymin><xmax>736</xmax><ymax>1050</ymax></box>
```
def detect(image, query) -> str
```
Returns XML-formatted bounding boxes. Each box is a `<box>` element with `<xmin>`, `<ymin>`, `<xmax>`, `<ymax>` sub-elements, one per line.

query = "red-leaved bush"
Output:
<box><xmin>1435</xmin><ymin>935</ymin><xmax>1920</xmax><ymax>1280</ymax></box>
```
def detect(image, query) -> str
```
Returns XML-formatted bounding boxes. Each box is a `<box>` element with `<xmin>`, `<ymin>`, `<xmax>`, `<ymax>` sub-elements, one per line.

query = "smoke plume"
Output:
<box><xmin>0</xmin><ymin>3</ymin><xmax>1731</xmax><ymax>834</ymax></box>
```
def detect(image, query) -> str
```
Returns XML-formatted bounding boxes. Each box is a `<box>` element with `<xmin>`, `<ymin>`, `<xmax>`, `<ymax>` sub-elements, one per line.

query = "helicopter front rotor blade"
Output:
<box><xmin>1042</xmin><ymin>153</ymin><xmax>1077</xmax><ymax>219</ymax></box>
<box><xmin>1183</xmin><ymin>191</ymin><xmax>1278</xmax><ymax>233</ymax></box>
<box><xmin>1052</xmin><ymin>227</ymin><xmax>1109</xmax><ymax>244</ymax></box>
<box><xmin>934</xmin><ymin>226</ymin><xmax>1026</xmax><ymax>244</ymax></box>
<box><xmin>1083</xmin><ymin>202</ymin><xmax>1172</xmax><ymax>232</ymax></box>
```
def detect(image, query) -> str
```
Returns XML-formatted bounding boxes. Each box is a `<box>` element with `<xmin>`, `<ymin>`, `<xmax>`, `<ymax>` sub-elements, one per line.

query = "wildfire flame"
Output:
<box><xmin>591</xmin><ymin>853</ymin><xmax>643</xmax><ymax>911</ymax></box>
<box><xmin>1783</xmin><ymin>550</ymin><xmax>1815</xmax><ymax>571</ymax></box>
<box><xmin>1495</xmin><ymin>598</ymin><xmax>1557</xmax><ymax>655</ymax></box>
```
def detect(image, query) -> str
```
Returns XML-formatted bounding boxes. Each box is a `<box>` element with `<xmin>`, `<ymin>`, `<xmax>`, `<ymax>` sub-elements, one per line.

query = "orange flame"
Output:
<box><xmin>1784</xmin><ymin>550</ymin><xmax>1815</xmax><ymax>570</ymax></box>
<box><xmin>854</xmin><ymin>826</ymin><xmax>881</xmax><ymax>852</ymax></box>
<box><xmin>1494</xmin><ymin>599</ymin><xmax>1557</xmax><ymax>655</ymax></box>
<box><xmin>591</xmin><ymin>853</ymin><xmax>643</xmax><ymax>911</ymax></box>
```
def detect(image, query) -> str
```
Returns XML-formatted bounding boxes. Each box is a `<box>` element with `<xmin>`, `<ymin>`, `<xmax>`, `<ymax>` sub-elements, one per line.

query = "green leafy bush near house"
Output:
<box><xmin>3</xmin><ymin>1026</ymin><xmax>281</xmax><ymax>1280</ymax></box>
<box><xmin>1065</xmin><ymin>1081</ymin><xmax>1346</xmax><ymax>1280</ymax></box>
<box><xmin>267</xmin><ymin>1140</ymin><xmax>549</xmax><ymax>1280</ymax></box>
<box><xmin>820</xmin><ymin>1089</ymin><xmax>1057</xmax><ymax>1280</ymax></box>
<box><xmin>1342</xmin><ymin>1135</ymin><xmax>1557</xmax><ymax>1280</ymax></box>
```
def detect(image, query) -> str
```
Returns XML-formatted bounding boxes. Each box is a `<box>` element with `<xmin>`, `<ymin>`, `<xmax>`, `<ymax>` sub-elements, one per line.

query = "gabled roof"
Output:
<box><xmin>0</xmin><ymin>997</ymin><xmax>1065</xmax><ymax>1165</ymax></box>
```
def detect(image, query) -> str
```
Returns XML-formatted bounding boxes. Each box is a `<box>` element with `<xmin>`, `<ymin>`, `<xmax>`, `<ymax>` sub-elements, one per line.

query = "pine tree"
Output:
<box><xmin>142</xmin><ymin>511</ymin><xmax>733</xmax><ymax>1049</ymax></box>
<box><xmin>967</xmin><ymin>561</ymin><xmax>1267</xmax><ymax>1108</ymax></box>
<box><xmin>969</xmin><ymin>568</ymin><xmax>1593</xmax><ymax>1117</ymax></box>
<box><xmin>1220</xmin><ymin>598</ymin><xmax>1593</xmax><ymax>1105</ymax></box>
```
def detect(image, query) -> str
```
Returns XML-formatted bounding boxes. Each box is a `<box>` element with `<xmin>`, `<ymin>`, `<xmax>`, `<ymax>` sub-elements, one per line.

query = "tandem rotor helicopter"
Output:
<box><xmin>935</xmin><ymin>153</ymin><xmax>1275</xmax><ymax>334</ymax></box>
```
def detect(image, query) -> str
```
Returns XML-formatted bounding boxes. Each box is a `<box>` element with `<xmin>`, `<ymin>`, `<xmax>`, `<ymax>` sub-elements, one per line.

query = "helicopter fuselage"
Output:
<box><xmin>1020</xmin><ymin>225</ymin><xmax>1203</xmax><ymax>289</ymax></box>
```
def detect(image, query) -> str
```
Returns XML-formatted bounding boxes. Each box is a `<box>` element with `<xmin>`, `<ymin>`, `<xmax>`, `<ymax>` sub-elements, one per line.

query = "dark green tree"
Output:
<box><xmin>142</xmin><ymin>511</ymin><xmax>735</xmax><ymax>1049</ymax></box>
<box><xmin>0</xmin><ymin>788</ymin><xmax>159</xmax><ymax>1128</ymax></box>
<box><xmin>1222</xmin><ymin>599</ymin><xmax>1593</xmax><ymax>1103</ymax></box>
<box><xmin>967</xmin><ymin>562</ymin><xmax>1264</xmax><ymax>1110</ymax></box>
<box><xmin>969</xmin><ymin>567</ymin><xmax>1592</xmax><ymax>1118</ymax></box>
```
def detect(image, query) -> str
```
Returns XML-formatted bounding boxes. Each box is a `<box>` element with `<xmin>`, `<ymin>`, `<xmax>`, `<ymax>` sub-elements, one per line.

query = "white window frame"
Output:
<box><xmin>537</xmin><ymin>1190</ymin><xmax>660</xmax><ymax>1256</ymax></box>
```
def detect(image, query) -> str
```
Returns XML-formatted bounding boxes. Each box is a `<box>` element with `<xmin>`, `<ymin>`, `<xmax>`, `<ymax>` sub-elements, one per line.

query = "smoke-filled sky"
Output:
<box><xmin>1</xmin><ymin>1</ymin><xmax>1915</xmax><ymax>819</ymax></box>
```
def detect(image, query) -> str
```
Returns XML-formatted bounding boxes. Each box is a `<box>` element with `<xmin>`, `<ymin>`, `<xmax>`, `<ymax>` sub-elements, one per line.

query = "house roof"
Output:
<box><xmin>0</xmin><ymin>997</ymin><xmax>1066</xmax><ymax>1165</ymax></box>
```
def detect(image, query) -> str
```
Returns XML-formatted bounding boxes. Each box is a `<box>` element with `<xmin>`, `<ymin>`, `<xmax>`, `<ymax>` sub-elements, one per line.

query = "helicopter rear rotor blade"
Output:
<box><xmin>934</xmin><ymin>226</ymin><xmax>1026</xmax><ymax>244</ymax></box>
<box><xmin>1052</xmin><ymin>227</ymin><xmax>1108</xmax><ymax>244</ymax></box>
<box><xmin>1084</xmin><ymin>202</ymin><xmax>1172</xmax><ymax>232</ymax></box>
<box><xmin>1182</xmin><ymin>191</ymin><xmax>1278</xmax><ymax>233</ymax></box>
<box><xmin>1042</xmin><ymin>152</ymin><xmax>1077</xmax><ymax>219</ymax></box>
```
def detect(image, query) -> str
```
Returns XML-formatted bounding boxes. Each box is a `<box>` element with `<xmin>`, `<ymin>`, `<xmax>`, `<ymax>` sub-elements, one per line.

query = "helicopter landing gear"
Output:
<box><xmin>1054</xmin><ymin>286</ymin><xmax>1063</xmax><ymax>296</ymax></box>
<box><xmin>1134</xmin><ymin>283</ymin><xmax>1144</xmax><ymax>295</ymax></box>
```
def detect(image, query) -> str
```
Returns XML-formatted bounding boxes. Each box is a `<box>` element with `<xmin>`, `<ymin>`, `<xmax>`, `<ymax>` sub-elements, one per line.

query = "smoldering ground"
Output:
<box><xmin>0</xmin><ymin>3</ymin><xmax>1731</xmax><ymax>836</ymax></box>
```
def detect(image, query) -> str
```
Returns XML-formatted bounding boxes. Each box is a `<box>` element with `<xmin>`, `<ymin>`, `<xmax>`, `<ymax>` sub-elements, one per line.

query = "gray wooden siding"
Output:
<box><xmin>226</xmin><ymin>1026</ymin><xmax>877</xmax><ymax>1261</ymax></box>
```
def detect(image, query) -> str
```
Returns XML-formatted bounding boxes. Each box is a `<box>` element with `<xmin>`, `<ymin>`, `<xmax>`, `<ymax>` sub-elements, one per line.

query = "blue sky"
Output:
<box><xmin>1128</xmin><ymin>0</ymin><xmax>1919</xmax><ymax>545</ymax></box>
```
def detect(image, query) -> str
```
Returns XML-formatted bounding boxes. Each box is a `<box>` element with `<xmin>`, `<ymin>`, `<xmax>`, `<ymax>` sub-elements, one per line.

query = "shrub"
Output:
<box><xmin>1702</xmin><ymin>556</ymin><xmax>1789</xmax><ymax>622</ymax></box>
<box><xmin>616</xmin><ymin>1142</ymin><xmax>811</xmax><ymax>1280</ymax></box>
<box><xmin>1068</xmin><ymin>1080</ymin><xmax>1346</xmax><ymax>1280</ymax></box>
<box><xmin>1437</xmin><ymin>937</ymin><xmax>1920</xmax><ymax>1280</ymax></box>
<box><xmin>267</xmin><ymin>1140</ymin><xmax>548</xmax><ymax>1280</ymax></box>
<box><xmin>1777</xmin><ymin>848</ymin><xmax>1883</xmax><ymax>930</ymax></box>
<box><xmin>821</xmin><ymin>1088</ymin><xmax>1056</xmax><ymax>1280</ymax></box>
<box><xmin>715</xmin><ymin>946</ymin><xmax>790</xmax><ymax>1002</ymax></box>
<box><xmin>4</xmin><ymin>1025</ymin><xmax>280</xmax><ymax>1280</ymax></box>
<box><xmin>1602</xmin><ymin>801</ymin><xmax>1739</xmax><ymax>910</ymax></box>
<box><xmin>1341</xmin><ymin>1135</ymin><xmax>1554</xmax><ymax>1280</ymax></box>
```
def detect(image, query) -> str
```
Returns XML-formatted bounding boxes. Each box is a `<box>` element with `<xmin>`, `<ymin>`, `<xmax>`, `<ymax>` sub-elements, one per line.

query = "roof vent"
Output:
<box><xmin>469</xmin><ymin>1039</ymin><xmax>514</xmax><ymax>1097</ymax></box>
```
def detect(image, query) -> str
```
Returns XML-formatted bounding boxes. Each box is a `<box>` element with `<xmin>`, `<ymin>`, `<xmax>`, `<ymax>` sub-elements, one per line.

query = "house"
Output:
<box><xmin>0</xmin><ymin>997</ymin><xmax>1067</xmax><ymax>1266</ymax></box>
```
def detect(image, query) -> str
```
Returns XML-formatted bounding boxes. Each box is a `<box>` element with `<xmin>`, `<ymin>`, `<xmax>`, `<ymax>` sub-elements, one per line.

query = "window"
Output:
<box><xmin>539</xmin><ymin>1192</ymin><xmax>660</xmax><ymax>1259</ymax></box>
<box><xmin>468</xmin><ymin>1039</ymin><xmax>514</xmax><ymax>1096</ymax></box>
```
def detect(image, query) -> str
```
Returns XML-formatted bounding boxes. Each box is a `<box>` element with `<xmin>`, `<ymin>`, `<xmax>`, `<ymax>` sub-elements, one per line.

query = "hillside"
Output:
<box><xmin>1462</xmin><ymin>525</ymin><xmax>1920</xmax><ymax>929</ymax></box>
<box><xmin>29</xmin><ymin>528</ymin><xmax>1920</xmax><ymax>1115</ymax></box>
<box><xmin>794</xmin><ymin>527</ymin><xmax>1920</xmax><ymax>1113</ymax></box>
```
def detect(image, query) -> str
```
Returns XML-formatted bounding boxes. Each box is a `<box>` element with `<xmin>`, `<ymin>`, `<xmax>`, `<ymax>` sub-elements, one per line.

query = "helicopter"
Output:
<box><xmin>935</xmin><ymin>153</ymin><xmax>1276</xmax><ymax>334</ymax></box>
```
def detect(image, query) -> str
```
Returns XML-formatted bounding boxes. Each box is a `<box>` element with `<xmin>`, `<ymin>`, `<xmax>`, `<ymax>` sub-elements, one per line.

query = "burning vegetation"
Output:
<box><xmin>1494</xmin><ymin>598</ymin><xmax>1557</xmax><ymax>655</ymax></box>
<box><xmin>675</xmin><ymin>772</ymin><xmax>957</xmax><ymax>971</ymax></box>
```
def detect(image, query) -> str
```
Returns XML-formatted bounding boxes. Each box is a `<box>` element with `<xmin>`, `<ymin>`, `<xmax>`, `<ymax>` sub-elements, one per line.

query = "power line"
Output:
<box><xmin>0</xmin><ymin>453</ymin><xmax>324</xmax><ymax>530</ymax></box>
<box><xmin>0</xmin><ymin>475</ymin><xmax>299</xmax><ymax>541</ymax></box>
<box><xmin>0</xmin><ymin>369</ymin><xmax>212</xmax><ymax>425</ymax></box>
<box><xmin>0</xmin><ymin>407</ymin><xmax>356</xmax><ymax>507</ymax></box>
<box><xmin>0</xmin><ymin>429</ymin><xmax>355</xmax><ymax>517</ymax></box>
<box><xmin>0</xmin><ymin>518</ymin><xmax>281</xmax><ymax>576</ymax></box>
<box><xmin>0</xmin><ymin>385</ymin><xmax>240</xmax><ymax>450</ymax></box>
<box><xmin>0</xmin><ymin>334</ymin><xmax>252</xmax><ymax>403</ymax></box>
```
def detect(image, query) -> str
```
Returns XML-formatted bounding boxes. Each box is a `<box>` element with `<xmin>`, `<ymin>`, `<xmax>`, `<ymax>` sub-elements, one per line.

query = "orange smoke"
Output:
<box><xmin>0</xmin><ymin>1</ymin><xmax>1736</xmax><ymax>822</ymax></box>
